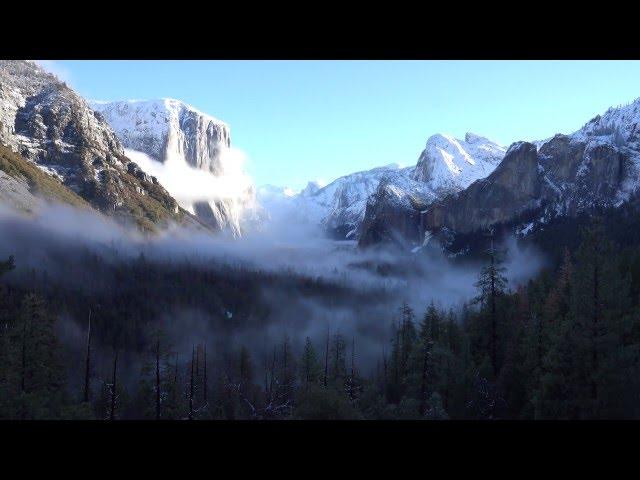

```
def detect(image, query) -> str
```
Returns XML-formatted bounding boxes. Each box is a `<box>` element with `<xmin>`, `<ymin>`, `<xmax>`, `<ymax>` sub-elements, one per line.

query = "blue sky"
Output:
<box><xmin>50</xmin><ymin>60</ymin><xmax>640</xmax><ymax>190</ymax></box>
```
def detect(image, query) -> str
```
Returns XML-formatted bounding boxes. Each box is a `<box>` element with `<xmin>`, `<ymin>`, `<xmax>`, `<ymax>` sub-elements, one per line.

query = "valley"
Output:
<box><xmin>2</xmin><ymin>60</ymin><xmax>640</xmax><ymax>420</ymax></box>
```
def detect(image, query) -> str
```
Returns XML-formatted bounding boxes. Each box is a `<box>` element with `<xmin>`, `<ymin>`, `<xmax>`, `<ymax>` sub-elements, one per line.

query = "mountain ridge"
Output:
<box><xmin>418</xmin><ymin>97</ymin><xmax>640</xmax><ymax>251</ymax></box>
<box><xmin>260</xmin><ymin>133</ymin><xmax>505</xmax><ymax>241</ymax></box>
<box><xmin>92</xmin><ymin>98</ymin><xmax>256</xmax><ymax>236</ymax></box>
<box><xmin>0</xmin><ymin>60</ymin><xmax>195</xmax><ymax>232</ymax></box>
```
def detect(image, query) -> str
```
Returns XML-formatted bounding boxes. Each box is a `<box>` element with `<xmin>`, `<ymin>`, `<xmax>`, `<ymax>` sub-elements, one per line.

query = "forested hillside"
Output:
<box><xmin>2</xmin><ymin>211</ymin><xmax>640</xmax><ymax>419</ymax></box>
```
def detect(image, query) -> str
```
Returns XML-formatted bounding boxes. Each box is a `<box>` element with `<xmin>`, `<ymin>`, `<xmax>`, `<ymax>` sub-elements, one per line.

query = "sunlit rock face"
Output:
<box><xmin>91</xmin><ymin>98</ymin><xmax>231</xmax><ymax>174</ymax></box>
<box><xmin>0</xmin><ymin>60</ymin><xmax>183</xmax><ymax>231</ymax></box>
<box><xmin>357</xmin><ymin>133</ymin><xmax>506</xmax><ymax>247</ymax></box>
<box><xmin>423</xmin><ymin>98</ymin><xmax>640</xmax><ymax>238</ymax></box>
<box><xmin>260</xmin><ymin>133</ymin><xmax>506</xmax><ymax>245</ymax></box>
<box><xmin>413</xmin><ymin>132</ymin><xmax>505</xmax><ymax>194</ymax></box>
<box><xmin>92</xmin><ymin>98</ymin><xmax>257</xmax><ymax>236</ymax></box>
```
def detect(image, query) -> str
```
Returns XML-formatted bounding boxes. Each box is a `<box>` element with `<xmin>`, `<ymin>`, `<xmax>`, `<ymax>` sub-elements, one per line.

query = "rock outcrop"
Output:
<box><xmin>357</xmin><ymin>133</ymin><xmax>505</xmax><ymax>247</ymax></box>
<box><xmin>90</xmin><ymin>99</ymin><xmax>231</xmax><ymax>174</ymax></box>
<box><xmin>262</xmin><ymin>133</ymin><xmax>505</xmax><ymax>243</ymax></box>
<box><xmin>413</xmin><ymin>132</ymin><xmax>505</xmax><ymax>194</ymax></box>
<box><xmin>358</xmin><ymin>177</ymin><xmax>436</xmax><ymax>248</ymax></box>
<box><xmin>92</xmin><ymin>99</ymin><xmax>255</xmax><ymax>236</ymax></box>
<box><xmin>0</xmin><ymin>60</ymin><xmax>191</xmax><ymax>232</ymax></box>
<box><xmin>422</xmin><ymin>98</ymin><xmax>640</xmax><ymax>237</ymax></box>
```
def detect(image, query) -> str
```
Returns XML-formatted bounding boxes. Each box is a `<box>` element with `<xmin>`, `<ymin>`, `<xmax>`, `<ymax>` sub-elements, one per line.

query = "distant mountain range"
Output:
<box><xmin>420</xmin><ymin>98</ymin><xmax>640</xmax><ymax>253</ymax></box>
<box><xmin>258</xmin><ymin>134</ymin><xmax>505</xmax><ymax>241</ymax></box>
<box><xmin>3</xmin><ymin>59</ymin><xmax>640</xmax><ymax>254</ymax></box>
<box><xmin>257</xmin><ymin>98</ymin><xmax>640</xmax><ymax>252</ymax></box>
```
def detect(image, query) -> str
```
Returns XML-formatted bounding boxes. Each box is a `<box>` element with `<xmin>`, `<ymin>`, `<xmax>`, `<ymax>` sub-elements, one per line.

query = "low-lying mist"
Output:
<box><xmin>126</xmin><ymin>148</ymin><xmax>255</xmax><ymax>205</ymax></box>
<box><xmin>0</xmin><ymin>202</ymin><xmax>547</xmax><ymax>383</ymax></box>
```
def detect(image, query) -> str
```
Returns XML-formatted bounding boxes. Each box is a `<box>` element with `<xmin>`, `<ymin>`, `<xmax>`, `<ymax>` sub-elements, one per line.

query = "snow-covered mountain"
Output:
<box><xmin>413</xmin><ymin>132</ymin><xmax>506</xmax><ymax>193</ymax></box>
<box><xmin>296</xmin><ymin>165</ymin><xmax>417</xmax><ymax>238</ymax></box>
<box><xmin>90</xmin><ymin>99</ymin><xmax>231</xmax><ymax>173</ymax></box>
<box><xmin>259</xmin><ymin>133</ymin><xmax>505</xmax><ymax>241</ymax></box>
<box><xmin>354</xmin><ymin>133</ymin><xmax>504</xmax><ymax>245</ymax></box>
<box><xmin>0</xmin><ymin>60</ymin><xmax>194</xmax><ymax>232</ymax></box>
<box><xmin>421</xmin><ymin>97</ymin><xmax>640</xmax><ymax>247</ymax></box>
<box><xmin>256</xmin><ymin>165</ymin><xmax>418</xmax><ymax>239</ymax></box>
<box><xmin>92</xmin><ymin>99</ymin><xmax>256</xmax><ymax>236</ymax></box>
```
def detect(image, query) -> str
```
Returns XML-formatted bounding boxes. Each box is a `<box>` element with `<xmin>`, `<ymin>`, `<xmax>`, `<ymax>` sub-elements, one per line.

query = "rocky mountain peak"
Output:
<box><xmin>0</xmin><ymin>60</ymin><xmax>193</xmax><ymax>232</ymax></box>
<box><xmin>464</xmin><ymin>132</ymin><xmax>491</xmax><ymax>144</ymax></box>
<box><xmin>90</xmin><ymin>98</ymin><xmax>231</xmax><ymax>174</ymax></box>
<box><xmin>300</xmin><ymin>180</ymin><xmax>322</xmax><ymax>197</ymax></box>
<box><xmin>572</xmin><ymin>97</ymin><xmax>640</xmax><ymax>148</ymax></box>
<box><xmin>92</xmin><ymin>98</ymin><xmax>255</xmax><ymax>236</ymax></box>
<box><xmin>413</xmin><ymin>132</ymin><xmax>505</xmax><ymax>194</ymax></box>
<box><xmin>421</xmin><ymin>100</ymin><xmax>640</xmax><ymax>242</ymax></box>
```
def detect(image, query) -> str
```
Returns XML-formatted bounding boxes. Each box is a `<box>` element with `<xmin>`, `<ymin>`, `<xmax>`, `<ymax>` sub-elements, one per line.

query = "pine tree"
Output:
<box><xmin>419</xmin><ymin>332</ymin><xmax>433</xmax><ymax>417</ymax></box>
<box><xmin>0</xmin><ymin>255</ymin><xmax>15</xmax><ymax>278</ymax></box>
<box><xmin>474</xmin><ymin>236</ymin><xmax>508</xmax><ymax>376</ymax></box>
<box><xmin>330</xmin><ymin>331</ymin><xmax>347</xmax><ymax>382</ymax></box>
<box><xmin>569</xmin><ymin>217</ymin><xmax>630</xmax><ymax>417</ymax></box>
<box><xmin>346</xmin><ymin>337</ymin><xmax>360</xmax><ymax>402</ymax></box>
<box><xmin>570</xmin><ymin>219</ymin><xmax>607</xmax><ymax>415</ymax></box>
<box><xmin>281</xmin><ymin>334</ymin><xmax>294</xmax><ymax>399</ymax></box>
<box><xmin>239</xmin><ymin>346</ymin><xmax>253</xmax><ymax>386</ymax></box>
<box><xmin>300</xmin><ymin>337</ymin><xmax>321</xmax><ymax>386</ymax></box>
<box><xmin>135</xmin><ymin>328</ymin><xmax>175</xmax><ymax>419</ymax></box>
<box><xmin>397</xmin><ymin>303</ymin><xmax>417</xmax><ymax>382</ymax></box>
<box><xmin>10</xmin><ymin>294</ymin><xmax>66</xmax><ymax>419</ymax></box>
<box><xmin>420</xmin><ymin>301</ymin><xmax>440</xmax><ymax>344</ymax></box>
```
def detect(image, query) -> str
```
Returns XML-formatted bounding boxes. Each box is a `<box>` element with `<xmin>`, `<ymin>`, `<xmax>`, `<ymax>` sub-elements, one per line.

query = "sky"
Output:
<box><xmin>47</xmin><ymin>60</ymin><xmax>640</xmax><ymax>190</ymax></box>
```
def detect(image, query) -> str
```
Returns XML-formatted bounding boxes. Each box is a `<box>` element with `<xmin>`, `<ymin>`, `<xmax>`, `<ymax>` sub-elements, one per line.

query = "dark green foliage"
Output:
<box><xmin>330</xmin><ymin>332</ymin><xmax>347</xmax><ymax>383</ymax></box>
<box><xmin>4</xmin><ymin>207</ymin><xmax>640</xmax><ymax>419</ymax></box>
<box><xmin>0</xmin><ymin>291</ymin><xmax>87</xmax><ymax>419</ymax></box>
<box><xmin>0</xmin><ymin>255</ymin><xmax>15</xmax><ymax>277</ymax></box>
<box><xmin>300</xmin><ymin>337</ymin><xmax>321</xmax><ymax>386</ymax></box>
<box><xmin>293</xmin><ymin>384</ymin><xmax>363</xmax><ymax>420</ymax></box>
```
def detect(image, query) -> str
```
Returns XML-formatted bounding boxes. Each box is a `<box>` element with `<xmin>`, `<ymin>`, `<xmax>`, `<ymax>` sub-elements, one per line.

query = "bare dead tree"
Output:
<box><xmin>351</xmin><ymin>338</ymin><xmax>355</xmax><ymax>379</ymax></box>
<box><xmin>83</xmin><ymin>308</ymin><xmax>92</xmax><ymax>403</ymax></box>
<box><xmin>155</xmin><ymin>334</ymin><xmax>161</xmax><ymax>420</ymax></box>
<box><xmin>419</xmin><ymin>341</ymin><xmax>431</xmax><ymax>416</ymax></box>
<box><xmin>394</xmin><ymin>320</ymin><xmax>400</xmax><ymax>384</ymax></box>
<box><xmin>195</xmin><ymin>343</ymin><xmax>200</xmax><ymax>377</ymax></box>
<box><xmin>174</xmin><ymin>353</ymin><xmax>178</xmax><ymax>384</ymax></box>
<box><xmin>323</xmin><ymin>325</ymin><xmax>330</xmax><ymax>388</ymax></box>
<box><xmin>348</xmin><ymin>337</ymin><xmax>356</xmax><ymax>401</ymax></box>
<box><xmin>203</xmin><ymin>343</ymin><xmax>208</xmax><ymax>403</ymax></box>
<box><xmin>188</xmin><ymin>345</ymin><xmax>195</xmax><ymax>420</ymax></box>
<box><xmin>282</xmin><ymin>337</ymin><xmax>288</xmax><ymax>382</ymax></box>
<box><xmin>109</xmin><ymin>348</ymin><xmax>118</xmax><ymax>421</ymax></box>
<box><xmin>382</xmin><ymin>347</ymin><xmax>388</xmax><ymax>392</ymax></box>
<box><xmin>269</xmin><ymin>345</ymin><xmax>276</xmax><ymax>400</ymax></box>
<box><xmin>334</xmin><ymin>331</ymin><xmax>340</xmax><ymax>381</ymax></box>
<box><xmin>264</xmin><ymin>352</ymin><xmax>269</xmax><ymax>399</ymax></box>
<box><xmin>20</xmin><ymin>312</ymin><xmax>27</xmax><ymax>393</ymax></box>
<box><xmin>226</xmin><ymin>374</ymin><xmax>291</xmax><ymax>420</ymax></box>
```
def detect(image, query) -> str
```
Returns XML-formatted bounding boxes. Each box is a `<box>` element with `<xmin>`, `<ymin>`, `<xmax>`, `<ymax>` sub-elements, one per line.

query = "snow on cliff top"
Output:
<box><xmin>567</xmin><ymin>97</ymin><xmax>640</xmax><ymax>153</ymax></box>
<box><xmin>413</xmin><ymin>132</ymin><xmax>506</xmax><ymax>193</ymax></box>
<box><xmin>90</xmin><ymin>98</ymin><xmax>228</xmax><ymax>140</ymax></box>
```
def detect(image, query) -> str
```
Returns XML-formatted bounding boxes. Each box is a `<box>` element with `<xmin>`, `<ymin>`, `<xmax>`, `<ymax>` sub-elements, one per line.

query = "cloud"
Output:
<box><xmin>125</xmin><ymin>147</ymin><xmax>255</xmax><ymax>206</ymax></box>
<box><xmin>0</xmin><ymin>201</ymin><xmax>548</xmax><ymax>375</ymax></box>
